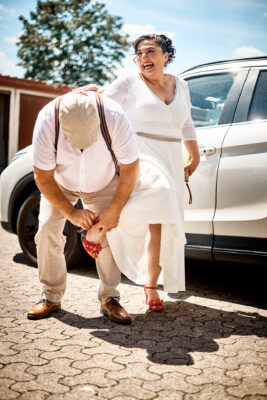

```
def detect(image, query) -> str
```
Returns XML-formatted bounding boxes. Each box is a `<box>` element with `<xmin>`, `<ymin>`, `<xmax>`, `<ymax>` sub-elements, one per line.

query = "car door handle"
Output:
<box><xmin>199</xmin><ymin>147</ymin><xmax>216</xmax><ymax>156</ymax></box>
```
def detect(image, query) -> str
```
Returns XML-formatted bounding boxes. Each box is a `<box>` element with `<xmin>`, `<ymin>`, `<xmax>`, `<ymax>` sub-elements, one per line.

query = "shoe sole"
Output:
<box><xmin>27</xmin><ymin>306</ymin><xmax>61</xmax><ymax>320</ymax></box>
<box><xmin>100</xmin><ymin>309</ymin><xmax>131</xmax><ymax>325</ymax></box>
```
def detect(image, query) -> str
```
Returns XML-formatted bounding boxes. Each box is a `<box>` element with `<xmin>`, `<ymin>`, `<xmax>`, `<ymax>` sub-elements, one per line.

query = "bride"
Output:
<box><xmin>82</xmin><ymin>34</ymin><xmax>200</xmax><ymax>311</ymax></box>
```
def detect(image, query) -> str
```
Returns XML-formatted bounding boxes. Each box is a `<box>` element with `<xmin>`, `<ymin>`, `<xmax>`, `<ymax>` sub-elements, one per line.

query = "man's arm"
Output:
<box><xmin>34</xmin><ymin>166</ymin><xmax>96</xmax><ymax>230</ymax></box>
<box><xmin>95</xmin><ymin>158</ymin><xmax>140</xmax><ymax>231</ymax></box>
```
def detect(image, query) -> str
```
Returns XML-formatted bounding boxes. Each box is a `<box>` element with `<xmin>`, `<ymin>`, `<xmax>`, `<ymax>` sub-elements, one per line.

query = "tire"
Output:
<box><xmin>16</xmin><ymin>191</ymin><xmax>87</xmax><ymax>268</ymax></box>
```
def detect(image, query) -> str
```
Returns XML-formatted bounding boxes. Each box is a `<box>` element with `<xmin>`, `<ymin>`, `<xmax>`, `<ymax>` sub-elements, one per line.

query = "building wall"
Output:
<box><xmin>18</xmin><ymin>93</ymin><xmax>53</xmax><ymax>150</ymax></box>
<box><xmin>0</xmin><ymin>77</ymin><xmax>71</xmax><ymax>168</ymax></box>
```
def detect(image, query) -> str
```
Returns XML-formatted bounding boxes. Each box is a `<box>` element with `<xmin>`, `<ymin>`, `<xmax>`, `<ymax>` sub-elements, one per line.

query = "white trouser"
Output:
<box><xmin>35</xmin><ymin>175</ymin><xmax>121</xmax><ymax>304</ymax></box>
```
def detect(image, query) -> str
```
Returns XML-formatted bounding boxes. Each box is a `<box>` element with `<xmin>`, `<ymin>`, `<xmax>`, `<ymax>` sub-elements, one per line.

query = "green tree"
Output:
<box><xmin>17</xmin><ymin>0</ymin><xmax>130</xmax><ymax>85</ymax></box>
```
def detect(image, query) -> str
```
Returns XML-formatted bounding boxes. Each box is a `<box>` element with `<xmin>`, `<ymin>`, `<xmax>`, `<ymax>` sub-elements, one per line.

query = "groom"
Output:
<box><xmin>27</xmin><ymin>91</ymin><xmax>139</xmax><ymax>324</ymax></box>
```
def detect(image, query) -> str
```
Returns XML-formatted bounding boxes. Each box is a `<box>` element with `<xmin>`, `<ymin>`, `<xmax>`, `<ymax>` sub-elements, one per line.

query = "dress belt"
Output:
<box><xmin>136</xmin><ymin>131</ymin><xmax>182</xmax><ymax>143</ymax></box>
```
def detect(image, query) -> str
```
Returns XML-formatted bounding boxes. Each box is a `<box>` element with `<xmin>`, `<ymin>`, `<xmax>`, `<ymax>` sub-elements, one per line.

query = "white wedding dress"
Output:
<box><xmin>105</xmin><ymin>73</ymin><xmax>196</xmax><ymax>293</ymax></box>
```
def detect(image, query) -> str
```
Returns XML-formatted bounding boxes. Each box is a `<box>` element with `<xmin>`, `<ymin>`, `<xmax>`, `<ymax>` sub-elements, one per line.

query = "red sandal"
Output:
<box><xmin>144</xmin><ymin>286</ymin><xmax>163</xmax><ymax>311</ymax></box>
<box><xmin>79</xmin><ymin>222</ymin><xmax>104</xmax><ymax>260</ymax></box>
<box><xmin>82</xmin><ymin>237</ymin><xmax>102</xmax><ymax>259</ymax></box>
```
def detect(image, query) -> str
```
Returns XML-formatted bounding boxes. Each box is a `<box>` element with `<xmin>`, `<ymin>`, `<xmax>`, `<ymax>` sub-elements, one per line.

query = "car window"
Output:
<box><xmin>248</xmin><ymin>70</ymin><xmax>267</xmax><ymax>121</ymax></box>
<box><xmin>185</xmin><ymin>73</ymin><xmax>237</xmax><ymax>128</ymax></box>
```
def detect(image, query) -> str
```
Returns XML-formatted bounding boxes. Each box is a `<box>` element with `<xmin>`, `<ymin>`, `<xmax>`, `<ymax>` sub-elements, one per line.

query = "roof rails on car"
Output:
<box><xmin>181</xmin><ymin>56</ymin><xmax>267</xmax><ymax>74</ymax></box>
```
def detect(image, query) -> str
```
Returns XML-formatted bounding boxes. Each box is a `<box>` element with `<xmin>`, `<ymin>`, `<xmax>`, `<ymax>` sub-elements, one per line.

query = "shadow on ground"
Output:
<box><xmin>53</xmin><ymin>300</ymin><xmax>267</xmax><ymax>366</ymax></box>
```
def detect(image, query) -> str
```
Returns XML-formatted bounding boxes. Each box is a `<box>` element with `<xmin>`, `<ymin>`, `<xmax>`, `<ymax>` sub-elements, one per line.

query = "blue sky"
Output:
<box><xmin>0</xmin><ymin>0</ymin><xmax>266</xmax><ymax>79</ymax></box>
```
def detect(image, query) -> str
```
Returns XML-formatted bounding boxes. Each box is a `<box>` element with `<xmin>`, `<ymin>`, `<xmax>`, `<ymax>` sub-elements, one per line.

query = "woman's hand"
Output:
<box><xmin>184</xmin><ymin>154</ymin><xmax>200</xmax><ymax>176</ymax></box>
<box><xmin>183</xmin><ymin>140</ymin><xmax>200</xmax><ymax>176</ymax></box>
<box><xmin>72</xmin><ymin>84</ymin><xmax>103</xmax><ymax>93</ymax></box>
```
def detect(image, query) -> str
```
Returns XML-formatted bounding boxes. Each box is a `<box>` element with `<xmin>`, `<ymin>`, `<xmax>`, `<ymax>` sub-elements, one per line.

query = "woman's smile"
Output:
<box><xmin>142</xmin><ymin>62</ymin><xmax>154</xmax><ymax>71</ymax></box>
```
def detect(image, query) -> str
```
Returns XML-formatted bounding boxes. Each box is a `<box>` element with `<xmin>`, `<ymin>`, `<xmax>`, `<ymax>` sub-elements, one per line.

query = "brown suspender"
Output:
<box><xmin>95</xmin><ymin>92</ymin><xmax>120</xmax><ymax>176</ymax></box>
<box><xmin>54</xmin><ymin>93</ymin><xmax>120</xmax><ymax>176</ymax></box>
<box><xmin>54</xmin><ymin>96</ymin><xmax>62</xmax><ymax>153</ymax></box>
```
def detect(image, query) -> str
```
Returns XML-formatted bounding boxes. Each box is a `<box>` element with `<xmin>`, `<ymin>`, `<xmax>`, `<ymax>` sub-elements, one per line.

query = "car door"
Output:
<box><xmin>213</xmin><ymin>67</ymin><xmax>267</xmax><ymax>263</ymax></box>
<box><xmin>182</xmin><ymin>69</ymin><xmax>248</xmax><ymax>259</ymax></box>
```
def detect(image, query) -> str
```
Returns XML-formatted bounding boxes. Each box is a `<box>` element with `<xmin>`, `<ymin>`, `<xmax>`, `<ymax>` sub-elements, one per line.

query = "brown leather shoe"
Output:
<box><xmin>27</xmin><ymin>299</ymin><xmax>61</xmax><ymax>320</ymax></box>
<box><xmin>101</xmin><ymin>298</ymin><xmax>131</xmax><ymax>324</ymax></box>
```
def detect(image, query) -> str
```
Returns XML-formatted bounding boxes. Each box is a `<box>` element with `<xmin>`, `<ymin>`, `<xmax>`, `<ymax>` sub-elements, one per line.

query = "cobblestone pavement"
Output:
<box><xmin>0</xmin><ymin>226</ymin><xmax>266</xmax><ymax>400</ymax></box>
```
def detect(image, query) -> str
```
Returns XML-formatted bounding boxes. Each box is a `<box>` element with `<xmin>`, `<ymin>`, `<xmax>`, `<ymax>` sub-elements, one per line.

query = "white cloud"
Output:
<box><xmin>0</xmin><ymin>52</ymin><xmax>24</xmax><ymax>77</ymax></box>
<box><xmin>0</xmin><ymin>3</ymin><xmax>16</xmax><ymax>18</ymax></box>
<box><xmin>4</xmin><ymin>35</ymin><xmax>20</xmax><ymax>45</ymax></box>
<box><xmin>121</xmin><ymin>23</ymin><xmax>175</xmax><ymax>42</ymax></box>
<box><xmin>233</xmin><ymin>46</ymin><xmax>265</xmax><ymax>57</ymax></box>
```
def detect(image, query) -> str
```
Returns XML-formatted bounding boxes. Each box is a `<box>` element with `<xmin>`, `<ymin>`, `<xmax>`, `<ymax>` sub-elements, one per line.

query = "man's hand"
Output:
<box><xmin>73</xmin><ymin>84</ymin><xmax>103</xmax><ymax>93</ymax></box>
<box><xmin>68</xmin><ymin>209</ymin><xmax>96</xmax><ymax>231</ymax></box>
<box><xmin>94</xmin><ymin>205</ymin><xmax>120</xmax><ymax>232</ymax></box>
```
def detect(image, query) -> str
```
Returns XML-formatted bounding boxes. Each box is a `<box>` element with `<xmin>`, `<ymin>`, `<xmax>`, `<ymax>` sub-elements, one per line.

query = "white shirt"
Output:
<box><xmin>32</xmin><ymin>92</ymin><xmax>138</xmax><ymax>192</ymax></box>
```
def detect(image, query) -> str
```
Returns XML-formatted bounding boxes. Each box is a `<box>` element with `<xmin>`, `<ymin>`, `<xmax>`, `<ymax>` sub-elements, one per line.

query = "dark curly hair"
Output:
<box><xmin>133</xmin><ymin>34</ymin><xmax>176</xmax><ymax>66</ymax></box>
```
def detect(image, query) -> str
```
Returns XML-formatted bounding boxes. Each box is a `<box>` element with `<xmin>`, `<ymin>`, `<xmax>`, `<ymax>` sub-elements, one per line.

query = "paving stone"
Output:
<box><xmin>41</xmin><ymin>345</ymin><xmax>91</xmax><ymax>361</ymax></box>
<box><xmin>1</xmin><ymin>332</ymin><xmax>32</xmax><ymax>344</ymax></box>
<box><xmin>0</xmin><ymin>318</ymin><xmax>19</xmax><ymax>328</ymax></box>
<box><xmin>154</xmin><ymin>390</ymin><xmax>185</xmax><ymax>399</ymax></box>
<box><xmin>0</xmin><ymin>363</ymin><xmax>35</xmax><ymax>381</ymax></box>
<box><xmin>4</xmin><ymin>324</ymin><xmax>44</xmax><ymax>334</ymax></box>
<box><xmin>114</xmin><ymin>349</ymin><xmax>155</xmax><ymax>366</ymax></box>
<box><xmin>27</xmin><ymin>358</ymin><xmax>81</xmax><ymax>376</ymax></box>
<box><xmin>148</xmin><ymin>364</ymin><xmax>200</xmax><ymax>376</ymax></box>
<box><xmin>0</xmin><ymin>378</ymin><xmax>19</xmax><ymax>399</ymax></box>
<box><xmin>61</xmin><ymin>367</ymin><xmax>117</xmax><ymax>387</ymax></box>
<box><xmin>82</xmin><ymin>341</ymin><xmax>131</xmax><ymax>357</ymax></box>
<box><xmin>1</xmin><ymin>349</ymin><xmax>48</xmax><ymax>366</ymax></box>
<box><xmin>226</xmin><ymin>363</ymin><xmax>267</xmax><ymax>379</ymax></box>
<box><xmin>26</xmin><ymin>329</ymin><xmax>71</xmax><ymax>340</ymax></box>
<box><xmin>11</xmin><ymin>373</ymin><xmax>69</xmax><ymax>394</ymax></box>
<box><xmin>184</xmin><ymin>383</ymin><xmax>238</xmax><ymax>400</ymax></box>
<box><xmin>143</xmin><ymin>372</ymin><xmax>199</xmax><ymax>394</ymax></box>
<box><xmin>226</xmin><ymin>377</ymin><xmax>267</xmax><ymax>398</ymax></box>
<box><xmin>52</xmin><ymin>335</ymin><xmax>99</xmax><ymax>347</ymax></box>
<box><xmin>48</xmin><ymin>384</ymin><xmax>99</xmax><ymax>400</ymax></box>
<box><xmin>190</xmin><ymin>353</ymin><xmax>240</xmax><ymax>370</ymax></box>
<box><xmin>12</xmin><ymin>338</ymin><xmax>60</xmax><ymax>352</ymax></box>
<box><xmin>107</xmin><ymin>362</ymin><xmax>160</xmax><ymax>381</ymax></box>
<box><xmin>99</xmin><ymin>377</ymin><xmax>155</xmax><ymax>399</ymax></box>
<box><xmin>186</xmin><ymin>367</ymin><xmax>240</xmax><ymax>386</ymax></box>
<box><xmin>18</xmin><ymin>391</ymin><xmax>48</xmax><ymax>400</ymax></box>
<box><xmin>0</xmin><ymin>341</ymin><xmax>18</xmax><ymax>356</ymax></box>
<box><xmin>73</xmin><ymin>353</ymin><xmax>125</xmax><ymax>371</ymax></box>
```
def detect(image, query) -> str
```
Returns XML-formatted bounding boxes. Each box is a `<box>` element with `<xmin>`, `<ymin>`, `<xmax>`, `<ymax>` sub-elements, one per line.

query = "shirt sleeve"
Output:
<box><xmin>109</xmin><ymin>108</ymin><xmax>138</xmax><ymax>165</ymax></box>
<box><xmin>32</xmin><ymin>100</ymin><xmax>57</xmax><ymax>170</ymax></box>
<box><xmin>104</xmin><ymin>75</ymin><xmax>129</xmax><ymax>104</ymax></box>
<box><xmin>181</xmin><ymin>79</ymin><xmax>197</xmax><ymax>141</ymax></box>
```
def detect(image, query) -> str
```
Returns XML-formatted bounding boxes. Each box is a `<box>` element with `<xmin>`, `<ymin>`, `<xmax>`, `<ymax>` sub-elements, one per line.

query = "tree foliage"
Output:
<box><xmin>17</xmin><ymin>0</ymin><xmax>130</xmax><ymax>85</ymax></box>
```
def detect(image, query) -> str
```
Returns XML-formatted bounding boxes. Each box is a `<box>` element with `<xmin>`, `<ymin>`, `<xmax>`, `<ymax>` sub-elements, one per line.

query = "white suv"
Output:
<box><xmin>1</xmin><ymin>56</ymin><xmax>267</xmax><ymax>266</ymax></box>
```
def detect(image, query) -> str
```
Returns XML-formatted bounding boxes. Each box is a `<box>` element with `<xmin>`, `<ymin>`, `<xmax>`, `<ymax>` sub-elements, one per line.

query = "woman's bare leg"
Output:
<box><xmin>145</xmin><ymin>224</ymin><xmax>162</xmax><ymax>303</ymax></box>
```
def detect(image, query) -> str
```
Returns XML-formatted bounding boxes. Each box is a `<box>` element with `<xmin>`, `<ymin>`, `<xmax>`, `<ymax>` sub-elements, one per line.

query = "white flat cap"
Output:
<box><xmin>59</xmin><ymin>92</ymin><xmax>100</xmax><ymax>150</ymax></box>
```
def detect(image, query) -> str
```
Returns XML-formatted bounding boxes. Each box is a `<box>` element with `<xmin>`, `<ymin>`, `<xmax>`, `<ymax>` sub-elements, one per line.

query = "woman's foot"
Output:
<box><xmin>85</xmin><ymin>224</ymin><xmax>105</xmax><ymax>243</ymax></box>
<box><xmin>144</xmin><ymin>286</ymin><xmax>163</xmax><ymax>311</ymax></box>
<box><xmin>82</xmin><ymin>225</ymin><xmax>105</xmax><ymax>259</ymax></box>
